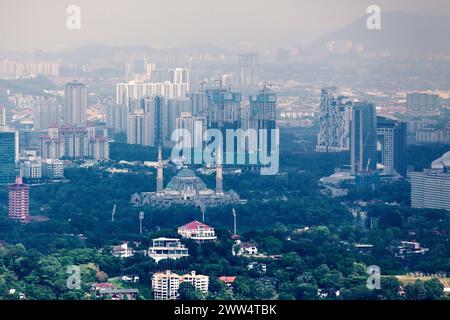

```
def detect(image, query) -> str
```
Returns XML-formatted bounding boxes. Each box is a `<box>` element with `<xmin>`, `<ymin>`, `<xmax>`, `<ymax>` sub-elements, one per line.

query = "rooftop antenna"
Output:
<box><xmin>111</xmin><ymin>204</ymin><xmax>116</xmax><ymax>222</ymax></box>
<box><xmin>232</xmin><ymin>208</ymin><xmax>237</xmax><ymax>236</ymax></box>
<box><xmin>139</xmin><ymin>211</ymin><xmax>144</xmax><ymax>235</ymax></box>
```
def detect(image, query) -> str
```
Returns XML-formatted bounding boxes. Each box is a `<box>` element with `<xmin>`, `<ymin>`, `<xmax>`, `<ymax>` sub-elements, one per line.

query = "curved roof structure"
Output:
<box><xmin>431</xmin><ymin>151</ymin><xmax>450</xmax><ymax>170</ymax></box>
<box><xmin>166</xmin><ymin>169</ymin><xmax>208</xmax><ymax>191</ymax></box>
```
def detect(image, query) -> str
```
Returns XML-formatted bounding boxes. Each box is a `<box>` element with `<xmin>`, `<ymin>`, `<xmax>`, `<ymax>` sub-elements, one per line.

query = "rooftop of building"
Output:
<box><xmin>431</xmin><ymin>151</ymin><xmax>450</xmax><ymax>171</ymax></box>
<box><xmin>178</xmin><ymin>220</ymin><xmax>213</xmax><ymax>230</ymax></box>
<box><xmin>152</xmin><ymin>237</ymin><xmax>181</xmax><ymax>241</ymax></box>
<box><xmin>92</xmin><ymin>283</ymin><xmax>117</xmax><ymax>290</ymax></box>
<box><xmin>218</xmin><ymin>276</ymin><xmax>236</xmax><ymax>283</ymax></box>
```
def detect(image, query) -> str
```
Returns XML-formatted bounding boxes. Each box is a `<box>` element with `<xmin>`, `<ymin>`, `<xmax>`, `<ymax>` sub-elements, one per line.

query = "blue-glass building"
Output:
<box><xmin>351</xmin><ymin>102</ymin><xmax>377</xmax><ymax>175</ymax></box>
<box><xmin>0</xmin><ymin>130</ymin><xmax>18</xmax><ymax>185</ymax></box>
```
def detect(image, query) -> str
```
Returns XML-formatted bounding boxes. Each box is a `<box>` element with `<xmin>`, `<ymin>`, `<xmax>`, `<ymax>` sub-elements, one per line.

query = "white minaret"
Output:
<box><xmin>156</xmin><ymin>145</ymin><xmax>163</xmax><ymax>194</ymax></box>
<box><xmin>216</xmin><ymin>146</ymin><xmax>223</xmax><ymax>195</ymax></box>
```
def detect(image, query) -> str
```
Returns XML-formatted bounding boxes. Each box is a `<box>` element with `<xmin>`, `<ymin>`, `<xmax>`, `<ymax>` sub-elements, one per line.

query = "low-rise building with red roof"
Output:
<box><xmin>178</xmin><ymin>220</ymin><xmax>217</xmax><ymax>243</ymax></box>
<box><xmin>218</xmin><ymin>276</ymin><xmax>236</xmax><ymax>288</ymax></box>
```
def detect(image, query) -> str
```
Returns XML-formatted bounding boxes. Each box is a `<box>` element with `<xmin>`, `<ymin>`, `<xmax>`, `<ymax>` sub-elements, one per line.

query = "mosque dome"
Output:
<box><xmin>166</xmin><ymin>169</ymin><xmax>208</xmax><ymax>192</ymax></box>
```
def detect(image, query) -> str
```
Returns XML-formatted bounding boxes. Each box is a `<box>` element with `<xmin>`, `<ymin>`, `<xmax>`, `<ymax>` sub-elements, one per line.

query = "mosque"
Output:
<box><xmin>131</xmin><ymin>147</ymin><xmax>241</xmax><ymax>208</ymax></box>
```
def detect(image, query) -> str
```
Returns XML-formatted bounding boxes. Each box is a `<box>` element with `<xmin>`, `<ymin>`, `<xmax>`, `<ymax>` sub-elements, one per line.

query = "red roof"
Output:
<box><xmin>218</xmin><ymin>276</ymin><xmax>236</xmax><ymax>283</ymax></box>
<box><xmin>179</xmin><ymin>220</ymin><xmax>213</xmax><ymax>230</ymax></box>
<box><xmin>93</xmin><ymin>283</ymin><xmax>116</xmax><ymax>290</ymax></box>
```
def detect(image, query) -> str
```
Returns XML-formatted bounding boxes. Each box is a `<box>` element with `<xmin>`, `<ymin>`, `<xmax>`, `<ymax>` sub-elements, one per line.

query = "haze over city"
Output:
<box><xmin>1</xmin><ymin>0</ymin><xmax>450</xmax><ymax>51</ymax></box>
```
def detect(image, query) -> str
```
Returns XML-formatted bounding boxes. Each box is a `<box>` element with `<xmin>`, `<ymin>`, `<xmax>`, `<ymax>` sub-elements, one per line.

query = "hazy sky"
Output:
<box><xmin>1</xmin><ymin>0</ymin><xmax>450</xmax><ymax>52</ymax></box>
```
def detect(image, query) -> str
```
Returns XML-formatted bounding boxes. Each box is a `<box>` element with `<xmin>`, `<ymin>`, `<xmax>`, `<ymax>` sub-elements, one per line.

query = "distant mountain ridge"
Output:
<box><xmin>311</xmin><ymin>11</ymin><xmax>450</xmax><ymax>56</ymax></box>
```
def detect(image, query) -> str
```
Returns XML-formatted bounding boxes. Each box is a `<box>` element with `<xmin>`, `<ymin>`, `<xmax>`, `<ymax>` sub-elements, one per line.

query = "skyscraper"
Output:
<box><xmin>351</xmin><ymin>102</ymin><xmax>377</xmax><ymax>175</ymax></box>
<box><xmin>205</xmin><ymin>87</ymin><xmax>242</xmax><ymax>153</ymax></box>
<box><xmin>8</xmin><ymin>176</ymin><xmax>29</xmax><ymax>222</ymax></box>
<box><xmin>377</xmin><ymin>115</ymin><xmax>407</xmax><ymax>177</ymax></box>
<box><xmin>127</xmin><ymin>108</ymin><xmax>154</xmax><ymax>146</ymax></box>
<box><xmin>33</xmin><ymin>100</ymin><xmax>61</xmax><ymax>130</ymax></box>
<box><xmin>116</xmin><ymin>82</ymin><xmax>189</xmax><ymax>109</ymax></box>
<box><xmin>40</xmin><ymin>127</ymin><xmax>64</xmax><ymax>160</ymax></box>
<box><xmin>411</xmin><ymin>169</ymin><xmax>450</xmax><ymax>210</ymax></box>
<box><xmin>39</xmin><ymin>125</ymin><xmax>109</xmax><ymax>160</ymax></box>
<box><xmin>248</xmin><ymin>88</ymin><xmax>277</xmax><ymax>130</ymax></box>
<box><xmin>407</xmin><ymin>92</ymin><xmax>440</xmax><ymax>116</ymax></box>
<box><xmin>247</xmin><ymin>88</ymin><xmax>278</xmax><ymax>164</ymax></box>
<box><xmin>411</xmin><ymin>152</ymin><xmax>450</xmax><ymax>210</ymax></box>
<box><xmin>106</xmin><ymin>103</ymin><xmax>127</xmax><ymax>134</ymax></box>
<box><xmin>0</xmin><ymin>118</ymin><xmax>18</xmax><ymax>184</ymax></box>
<box><xmin>166</xmin><ymin>98</ymin><xmax>192</xmax><ymax>141</ymax></box>
<box><xmin>238</xmin><ymin>53</ymin><xmax>259</xmax><ymax>88</ymax></box>
<box><xmin>65</xmin><ymin>81</ymin><xmax>87</xmax><ymax>125</ymax></box>
<box><xmin>141</xmin><ymin>95</ymin><xmax>167</xmax><ymax>145</ymax></box>
<box><xmin>188</xmin><ymin>91</ymin><xmax>206</xmax><ymax>116</ymax></box>
<box><xmin>153</xmin><ymin>96</ymin><xmax>166</xmax><ymax>145</ymax></box>
<box><xmin>125</xmin><ymin>58</ymin><xmax>155</xmax><ymax>82</ymax></box>
<box><xmin>169</xmin><ymin>68</ymin><xmax>189</xmax><ymax>84</ymax></box>
<box><xmin>205</xmin><ymin>87</ymin><xmax>241</xmax><ymax>130</ymax></box>
<box><xmin>316</xmin><ymin>87</ymin><xmax>353</xmax><ymax>152</ymax></box>
<box><xmin>175</xmin><ymin>112</ymin><xmax>206</xmax><ymax>151</ymax></box>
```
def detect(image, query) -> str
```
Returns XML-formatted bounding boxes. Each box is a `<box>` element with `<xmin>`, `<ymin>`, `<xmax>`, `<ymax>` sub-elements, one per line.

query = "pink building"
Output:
<box><xmin>8</xmin><ymin>177</ymin><xmax>29</xmax><ymax>222</ymax></box>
